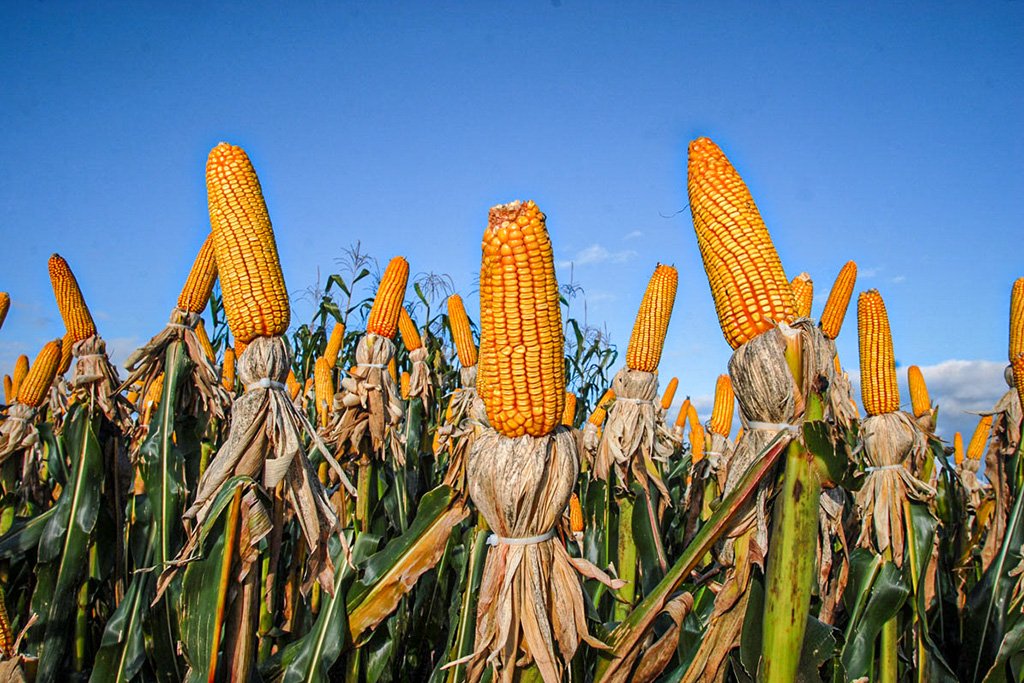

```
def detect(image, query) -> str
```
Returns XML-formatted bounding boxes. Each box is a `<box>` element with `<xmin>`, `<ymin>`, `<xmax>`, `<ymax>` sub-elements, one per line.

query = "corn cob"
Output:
<box><xmin>1011</xmin><ymin>278</ymin><xmax>1024</xmax><ymax>361</ymax></box>
<box><xmin>222</xmin><ymin>347</ymin><xmax>236</xmax><ymax>391</ymax></box>
<box><xmin>447</xmin><ymin>294</ymin><xmax>478</xmax><ymax>368</ymax></box>
<box><xmin>324</xmin><ymin>322</ymin><xmax>346</xmax><ymax>368</ymax></box>
<box><xmin>235</xmin><ymin>338</ymin><xmax>248</xmax><ymax>357</ymax></box>
<box><xmin>398</xmin><ymin>307</ymin><xmax>422</xmax><ymax>351</ymax></box>
<box><xmin>48</xmin><ymin>254</ymin><xmax>98</xmax><ymax>342</ymax></box>
<box><xmin>145</xmin><ymin>374</ymin><xmax>165</xmax><ymax>408</ymax></box>
<box><xmin>11</xmin><ymin>354</ymin><xmax>29</xmax><ymax>399</ymax></box>
<box><xmin>58</xmin><ymin>331</ymin><xmax>74</xmax><ymax>375</ymax></box>
<box><xmin>0</xmin><ymin>292</ymin><xmax>9</xmax><ymax>331</ymax></box>
<box><xmin>387</xmin><ymin>357</ymin><xmax>397</xmax><ymax>383</ymax></box>
<box><xmin>587</xmin><ymin>388</ymin><xmax>615</xmax><ymax>427</ymax></box>
<box><xmin>177</xmin><ymin>234</ymin><xmax>218</xmax><ymax>313</ymax></box>
<box><xmin>858</xmin><ymin>289</ymin><xmax>900</xmax><ymax>416</ymax></box>
<box><xmin>820</xmin><ymin>261</ymin><xmax>857</xmax><ymax>340</ymax></box>
<box><xmin>907</xmin><ymin>365</ymin><xmax>931</xmax><ymax>418</ymax></box>
<box><xmin>675</xmin><ymin>397</ymin><xmax>691</xmax><ymax>429</ymax></box>
<box><xmin>0</xmin><ymin>585</ymin><xmax>12</xmax><ymax>659</ymax></box>
<box><xmin>206</xmin><ymin>143</ymin><xmax>289</xmax><ymax>343</ymax></box>
<box><xmin>194</xmin><ymin>318</ymin><xmax>215</xmax><ymax>362</ymax></box>
<box><xmin>126</xmin><ymin>388</ymin><xmax>140</xmax><ymax>405</ymax></box>
<box><xmin>687</xmin><ymin>137</ymin><xmax>796</xmax><ymax>349</ymax></box>
<box><xmin>710</xmin><ymin>374</ymin><xmax>735</xmax><ymax>437</ymax></box>
<box><xmin>953</xmin><ymin>431</ymin><xmax>964</xmax><ymax>466</ymax></box>
<box><xmin>478</xmin><ymin>200</ymin><xmax>564</xmax><ymax>437</ymax></box>
<box><xmin>790</xmin><ymin>272</ymin><xmax>814</xmax><ymax>319</ymax></box>
<box><xmin>2</xmin><ymin>376</ymin><xmax>10</xmax><ymax>405</ymax></box>
<box><xmin>562</xmin><ymin>392</ymin><xmax>577</xmax><ymax>427</ymax></box>
<box><xmin>314</xmin><ymin>356</ymin><xmax>333</xmax><ymax>428</ymax></box>
<box><xmin>366</xmin><ymin>256</ymin><xmax>410</xmax><ymax>338</ymax></box>
<box><xmin>660</xmin><ymin>377</ymin><xmax>679</xmax><ymax>411</ymax></box>
<box><xmin>303</xmin><ymin>377</ymin><xmax>313</xmax><ymax>399</ymax></box>
<box><xmin>286</xmin><ymin>369</ymin><xmax>300</xmax><ymax>400</ymax></box>
<box><xmin>687</xmin><ymin>403</ymin><xmax>705</xmax><ymax>462</ymax></box>
<box><xmin>1012</xmin><ymin>352</ymin><xmax>1024</xmax><ymax>412</ymax></box>
<box><xmin>626</xmin><ymin>264</ymin><xmax>678</xmax><ymax>372</ymax></box>
<box><xmin>400</xmin><ymin>371</ymin><xmax>411</xmax><ymax>401</ymax></box>
<box><xmin>17</xmin><ymin>340</ymin><xmax>62</xmax><ymax>407</ymax></box>
<box><xmin>966</xmin><ymin>415</ymin><xmax>992</xmax><ymax>461</ymax></box>
<box><xmin>569</xmin><ymin>493</ymin><xmax>584</xmax><ymax>534</ymax></box>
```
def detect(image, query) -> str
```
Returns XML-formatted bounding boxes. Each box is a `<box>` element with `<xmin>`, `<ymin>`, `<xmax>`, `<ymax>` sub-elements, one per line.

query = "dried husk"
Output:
<box><xmin>982</xmin><ymin>388</ymin><xmax>1021</xmax><ymax>569</ymax></box>
<box><xmin>958</xmin><ymin>455</ymin><xmax>985</xmax><ymax>510</ymax></box>
<box><xmin>120</xmin><ymin>308</ymin><xmax>231</xmax><ymax>419</ymax></box>
<box><xmin>593</xmin><ymin>368</ymin><xmax>671</xmax><ymax>501</ymax></box>
<box><xmin>324</xmin><ymin>334</ymin><xmax>404</xmax><ymax>465</ymax></box>
<box><xmin>854</xmin><ymin>411</ymin><xmax>934</xmax><ymax>567</ymax></box>
<box><xmin>0</xmin><ymin>404</ymin><xmax>39</xmax><ymax>465</ymax></box>
<box><xmin>817</xmin><ymin>487</ymin><xmax>850</xmax><ymax>624</ymax></box>
<box><xmin>406</xmin><ymin>346</ymin><xmax>433</xmax><ymax>410</ymax></box>
<box><xmin>71</xmin><ymin>335</ymin><xmax>132</xmax><ymax>432</ymax></box>
<box><xmin>466</xmin><ymin>426</ymin><xmax>614</xmax><ymax>683</ymax></box>
<box><xmin>175</xmin><ymin>336</ymin><xmax>351</xmax><ymax>594</ymax></box>
<box><xmin>579</xmin><ymin>422</ymin><xmax>601</xmax><ymax>470</ymax></box>
<box><xmin>600</xmin><ymin>592</ymin><xmax>694</xmax><ymax>683</ymax></box>
<box><xmin>438</xmin><ymin>367</ymin><xmax>487</xmax><ymax>494</ymax></box>
<box><xmin>823</xmin><ymin>338</ymin><xmax>859</xmax><ymax>429</ymax></box>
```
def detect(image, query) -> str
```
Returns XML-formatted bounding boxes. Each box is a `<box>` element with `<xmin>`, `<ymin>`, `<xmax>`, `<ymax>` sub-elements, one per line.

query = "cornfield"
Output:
<box><xmin>0</xmin><ymin>137</ymin><xmax>1022</xmax><ymax>683</ymax></box>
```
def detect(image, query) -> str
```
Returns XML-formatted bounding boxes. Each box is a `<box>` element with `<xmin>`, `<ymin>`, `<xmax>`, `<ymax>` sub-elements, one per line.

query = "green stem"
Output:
<box><xmin>357</xmin><ymin>458</ymin><xmax>373</xmax><ymax>534</ymax></box>
<box><xmin>879</xmin><ymin>546</ymin><xmax>899</xmax><ymax>683</ymax></box>
<box><xmin>614</xmin><ymin>492</ymin><xmax>636</xmax><ymax>623</ymax></box>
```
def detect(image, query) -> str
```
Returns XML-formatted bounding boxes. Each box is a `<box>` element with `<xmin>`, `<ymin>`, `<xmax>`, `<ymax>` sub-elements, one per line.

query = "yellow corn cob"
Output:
<box><xmin>562</xmin><ymin>392</ymin><xmax>577</xmax><ymax>427</ymax></box>
<box><xmin>858</xmin><ymin>290</ymin><xmax>900</xmax><ymax>416</ymax></box>
<box><xmin>11</xmin><ymin>354</ymin><xmax>29</xmax><ymax>399</ymax></box>
<box><xmin>58</xmin><ymin>331</ymin><xmax>74</xmax><ymax>375</ymax></box>
<box><xmin>1012</xmin><ymin>352</ymin><xmax>1024</xmax><ymax>413</ymax></box>
<box><xmin>17</xmin><ymin>340</ymin><xmax>62</xmax><ymax>408</ymax></box>
<box><xmin>177</xmin><ymin>234</ymin><xmax>218</xmax><ymax>313</ymax></box>
<box><xmin>710</xmin><ymin>374</ymin><xmax>735</xmax><ymax>437</ymax></box>
<box><xmin>144</xmin><ymin>373</ymin><xmax>165</xmax><ymax>414</ymax></box>
<box><xmin>303</xmin><ymin>377</ymin><xmax>313</xmax><ymax>398</ymax></box>
<box><xmin>194</xmin><ymin>319</ymin><xmax>215</xmax><ymax>362</ymax></box>
<box><xmin>687</xmin><ymin>137</ymin><xmax>796</xmax><ymax>349</ymax></box>
<box><xmin>1011</xmin><ymin>278</ymin><xmax>1024</xmax><ymax>361</ymax></box>
<box><xmin>400</xmin><ymin>371</ymin><xmax>411</xmax><ymax>400</ymax></box>
<box><xmin>314</xmin><ymin>356</ymin><xmax>334</xmax><ymax>428</ymax></box>
<box><xmin>626</xmin><ymin>264</ymin><xmax>678</xmax><ymax>372</ymax></box>
<box><xmin>387</xmin><ymin>357</ymin><xmax>397</xmax><ymax>383</ymax></box>
<box><xmin>688</xmin><ymin>403</ymin><xmax>705</xmax><ymax>463</ymax></box>
<box><xmin>735</xmin><ymin>426</ymin><xmax>744</xmax><ymax>442</ymax></box>
<box><xmin>235</xmin><ymin>338</ymin><xmax>248</xmax><ymax>358</ymax></box>
<box><xmin>126</xmin><ymin>388</ymin><xmax>140</xmax><ymax>405</ymax></box>
<box><xmin>907</xmin><ymin>365</ymin><xmax>931</xmax><ymax>418</ymax></box>
<box><xmin>222</xmin><ymin>347</ymin><xmax>236</xmax><ymax>391</ymax></box>
<box><xmin>660</xmin><ymin>377</ymin><xmax>679</xmax><ymax>411</ymax></box>
<box><xmin>675</xmin><ymin>397</ymin><xmax>691</xmax><ymax>429</ymax></box>
<box><xmin>398</xmin><ymin>307</ymin><xmax>422</xmax><ymax>351</ymax></box>
<box><xmin>966</xmin><ymin>415</ymin><xmax>993</xmax><ymax>461</ymax></box>
<box><xmin>2</xmin><ymin>375</ymin><xmax>11</xmax><ymax>405</ymax></box>
<box><xmin>686</xmin><ymin>403</ymin><xmax>701</xmax><ymax>435</ymax></box>
<box><xmin>587</xmin><ymin>388</ymin><xmax>615</xmax><ymax>427</ymax></box>
<box><xmin>286</xmin><ymin>369</ymin><xmax>301</xmax><ymax>400</ymax></box>
<box><xmin>0</xmin><ymin>585</ymin><xmax>12</xmax><ymax>659</ymax></box>
<box><xmin>569</xmin><ymin>493</ymin><xmax>584</xmax><ymax>534</ymax></box>
<box><xmin>0</xmin><ymin>292</ymin><xmax>9</xmax><ymax>331</ymax></box>
<box><xmin>324</xmin><ymin>321</ymin><xmax>346</xmax><ymax>368</ymax></box>
<box><xmin>447</xmin><ymin>294</ymin><xmax>478</xmax><ymax>368</ymax></box>
<box><xmin>833</xmin><ymin>354</ymin><xmax>842</xmax><ymax>375</ymax></box>
<box><xmin>206</xmin><ymin>143</ymin><xmax>290</xmax><ymax>343</ymax></box>
<box><xmin>48</xmin><ymin>254</ymin><xmax>98</xmax><ymax>342</ymax></box>
<box><xmin>367</xmin><ymin>256</ymin><xmax>410</xmax><ymax>338</ymax></box>
<box><xmin>790</xmin><ymin>272</ymin><xmax>814</xmax><ymax>319</ymax></box>
<box><xmin>820</xmin><ymin>261</ymin><xmax>858</xmax><ymax>340</ymax></box>
<box><xmin>478</xmin><ymin>200</ymin><xmax>565</xmax><ymax>437</ymax></box>
<box><xmin>953</xmin><ymin>432</ymin><xmax>964</xmax><ymax>466</ymax></box>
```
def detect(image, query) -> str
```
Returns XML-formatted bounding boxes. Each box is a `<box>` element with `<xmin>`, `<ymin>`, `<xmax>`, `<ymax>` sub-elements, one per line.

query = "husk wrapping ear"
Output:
<box><xmin>980</xmin><ymin>388</ymin><xmax>1019</xmax><ymax>569</ymax></box>
<box><xmin>324</xmin><ymin>334</ymin><xmax>404</xmax><ymax>464</ymax></box>
<box><xmin>817</xmin><ymin>487</ymin><xmax>850</xmax><ymax>625</ymax></box>
<box><xmin>823</xmin><ymin>338</ymin><xmax>859</xmax><ymax>428</ymax></box>
<box><xmin>406</xmin><ymin>346</ymin><xmax>433</xmax><ymax>409</ymax></box>
<box><xmin>854</xmin><ymin>411</ymin><xmax>934</xmax><ymax>567</ymax></box>
<box><xmin>0</xmin><ymin>403</ymin><xmax>39</xmax><ymax>465</ymax></box>
<box><xmin>71</xmin><ymin>335</ymin><xmax>132</xmax><ymax>432</ymax></box>
<box><xmin>465</xmin><ymin>427</ymin><xmax>614</xmax><ymax>683</ymax></box>
<box><xmin>437</xmin><ymin>380</ymin><xmax>486</xmax><ymax>495</ymax></box>
<box><xmin>120</xmin><ymin>308</ymin><xmax>231</xmax><ymax>419</ymax></box>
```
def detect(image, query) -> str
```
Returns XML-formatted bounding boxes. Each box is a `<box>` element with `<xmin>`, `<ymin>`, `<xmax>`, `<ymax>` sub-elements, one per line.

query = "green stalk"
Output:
<box><xmin>879</xmin><ymin>546</ymin><xmax>898</xmax><ymax>683</ymax></box>
<box><xmin>446</xmin><ymin>519</ymin><xmax>490</xmax><ymax>683</ymax></box>
<box><xmin>356</xmin><ymin>456</ymin><xmax>374</xmax><ymax>534</ymax></box>
<box><xmin>614</xmin><ymin>492</ymin><xmax>637</xmax><ymax>623</ymax></box>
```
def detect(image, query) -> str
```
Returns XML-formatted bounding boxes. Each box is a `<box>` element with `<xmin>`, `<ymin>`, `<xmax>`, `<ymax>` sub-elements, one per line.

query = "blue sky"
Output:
<box><xmin>2</xmin><ymin>2</ymin><xmax>1022</xmax><ymax>440</ymax></box>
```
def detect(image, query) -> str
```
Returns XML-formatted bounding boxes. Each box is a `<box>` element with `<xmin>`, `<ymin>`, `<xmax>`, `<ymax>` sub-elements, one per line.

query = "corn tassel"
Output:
<box><xmin>820</xmin><ymin>261</ymin><xmax>857</xmax><ymax>340</ymax></box>
<box><xmin>177</xmin><ymin>234</ymin><xmax>218</xmax><ymax>313</ymax></box>
<box><xmin>48</xmin><ymin>254</ymin><xmax>98</xmax><ymax>342</ymax></box>
<box><xmin>17</xmin><ymin>340</ymin><xmax>62</xmax><ymax>408</ymax></box>
<box><xmin>626</xmin><ymin>264</ymin><xmax>678</xmax><ymax>372</ymax></box>
<box><xmin>447</xmin><ymin>293</ymin><xmax>478</xmax><ymax>368</ymax></box>
<box><xmin>709</xmin><ymin>374</ymin><xmax>734</xmax><ymax>437</ymax></box>
<box><xmin>367</xmin><ymin>257</ymin><xmax>410</xmax><ymax>339</ymax></box>
<box><xmin>857</xmin><ymin>289</ymin><xmax>900</xmax><ymax>416</ymax></box>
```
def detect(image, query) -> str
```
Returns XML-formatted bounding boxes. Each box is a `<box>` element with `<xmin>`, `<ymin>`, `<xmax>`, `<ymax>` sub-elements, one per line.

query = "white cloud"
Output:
<box><xmin>557</xmin><ymin>244</ymin><xmax>637</xmax><ymax>269</ymax></box>
<box><xmin>623</xmin><ymin>230</ymin><xmax>644</xmax><ymax>241</ymax></box>
<box><xmin>890</xmin><ymin>275</ymin><xmax>906</xmax><ymax>284</ymax></box>
<box><xmin>860</xmin><ymin>267</ymin><xmax>880</xmax><ymax>279</ymax></box>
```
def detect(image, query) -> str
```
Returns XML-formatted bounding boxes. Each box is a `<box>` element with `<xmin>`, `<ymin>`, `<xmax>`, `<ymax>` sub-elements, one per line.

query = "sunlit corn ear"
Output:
<box><xmin>57</xmin><ymin>332</ymin><xmax>74</xmax><ymax>375</ymax></box>
<box><xmin>447</xmin><ymin>294</ymin><xmax>477</xmax><ymax>367</ymax></box>
<box><xmin>221</xmin><ymin>347</ymin><xmax>236</xmax><ymax>392</ymax></box>
<box><xmin>953</xmin><ymin>431</ymin><xmax>964</xmax><ymax>466</ymax></box>
<box><xmin>660</xmin><ymin>377</ymin><xmax>678</xmax><ymax>411</ymax></box>
<box><xmin>367</xmin><ymin>257</ymin><xmax>410</xmax><ymax>338</ymax></box>
<box><xmin>314</xmin><ymin>356</ymin><xmax>334</xmax><ymax>428</ymax></box>
<box><xmin>966</xmin><ymin>414</ymin><xmax>993</xmax><ymax>461</ymax></box>
<box><xmin>674</xmin><ymin>397</ymin><xmax>691</xmax><ymax>429</ymax></box>
<box><xmin>478</xmin><ymin>200</ymin><xmax>564</xmax><ymax>437</ymax></box>
<box><xmin>709</xmin><ymin>374</ymin><xmax>734</xmax><ymax>438</ymax></box>
<box><xmin>17</xmin><ymin>340</ymin><xmax>61</xmax><ymax>408</ymax></box>
<box><xmin>398</xmin><ymin>307</ymin><xmax>422</xmax><ymax>350</ymax></box>
<box><xmin>687</xmin><ymin>137</ymin><xmax>796</xmax><ymax>349</ymax></box>
<box><xmin>1013</xmin><ymin>353</ymin><xmax>1024</xmax><ymax>413</ymax></box>
<box><xmin>561</xmin><ymin>392</ymin><xmax>577</xmax><ymax>426</ymax></box>
<box><xmin>857</xmin><ymin>289</ymin><xmax>900</xmax><ymax>416</ymax></box>
<box><xmin>323</xmin><ymin>322</ymin><xmax>346</xmax><ymax>368</ymax></box>
<box><xmin>626</xmin><ymin>263</ymin><xmax>678</xmax><ymax>372</ymax></box>
<box><xmin>1010</xmin><ymin>278</ymin><xmax>1024</xmax><ymax>361</ymax></box>
<box><xmin>820</xmin><ymin>261</ymin><xmax>857</xmax><ymax>340</ymax></box>
<box><xmin>907</xmin><ymin>366</ymin><xmax>931</xmax><ymax>418</ymax></box>
<box><xmin>0</xmin><ymin>292</ymin><xmax>9</xmax><ymax>331</ymax></box>
<box><xmin>790</xmin><ymin>272</ymin><xmax>813</xmax><ymax>319</ymax></box>
<box><xmin>588</xmin><ymin>389</ymin><xmax>615</xmax><ymax>427</ymax></box>
<box><xmin>206</xmin><ymin>142</ymin><xmax>290</xmax><ymax>343</ymax></box>
<box><xmin>11</xmin><ymin>355</ymin><xmax>28</xmax><ymax>399</ymax></box>
<box><xmin>177</xmin><ymin>234</ymin><xmax>218</xmax><ymax>314</ymax></box>
<box><xmin>48</xmin><ymin>254</ymin><xmax>97</xmax><ymax>342</ymax></box>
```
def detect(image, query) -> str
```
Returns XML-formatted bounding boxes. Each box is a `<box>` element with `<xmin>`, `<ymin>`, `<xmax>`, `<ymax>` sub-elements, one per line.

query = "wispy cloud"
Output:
<box><xmin>623</xmin><ymin>230</ymin><xmax>644</xmax><ymax>241</ymax></box>
<box><xmin>891</xmin><ymin>275</ymin><xmax>906</xmax><ymax>284</ymax></box>
<box><xmin>557</xmin><ymin>244</ymin><xmax>637</xmax><ymax>269</ymax></box>
<box><xmin>859</xmin><ymin>267</ymin><xmax>880</xmax><ymax>279</ymax></box>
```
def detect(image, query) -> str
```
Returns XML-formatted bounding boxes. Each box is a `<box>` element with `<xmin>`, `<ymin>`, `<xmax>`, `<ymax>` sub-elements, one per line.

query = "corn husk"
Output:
<box><xmin>817</xmin><ymin>487</ymin><xmax>850</xmax><ymax>624</ymax></box>
<box><xmin>70</xmin><ymin>336</ymin><xmax>132</xmax><ymax>432</ymax></box>
<box><xmin>0</xmin><ymin>404</ymin><xmax>40</xmax><ymax>465</ymax></box>
<box><xmin>823</xmin><ymin>339</ymin><xmax>859</xmax><ymax>428</ymax></box>
<box><xmin>324</xmin><ymin>334</ymin><xmax>404</xmax><ymax>465</ymax></box>
<box><xmin>120</xmin><ymin>308</ymin><xmax>231</xmax><ymax>420</ymax></box>
<box><xmin>173</xmin><ymin>336</ymin><xmax>352</xmax><ymax>595</ymax></box>
<box><xmin>437</xmin><ymin>367</ymin><xmax>487</xmax><ymax>494</ymax></box>
<box><xmin>465</xmin><ymin>426</ymin><xmax>619</xmax><ymax>682</ymax></box>
<box><xmin>854</xmin><ymin>411</ymin><xmax>934</xmax><ymax>566</ymax></box>
<box><xmin>406</xmin><ymin>346</ymin><xmax>433</xmax><ymax>410</ymax></box>
<box><xmin>981</xmin><ymin>387</ymin><xmax>1021</xmax><ymax>570</ymax></box>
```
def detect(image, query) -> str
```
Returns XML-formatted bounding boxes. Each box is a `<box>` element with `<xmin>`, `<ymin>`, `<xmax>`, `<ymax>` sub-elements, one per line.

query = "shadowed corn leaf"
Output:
<box><xmin>840</xmin><ymin>550</ymin><xmax>910</xmax><ymax>679</ymax></box>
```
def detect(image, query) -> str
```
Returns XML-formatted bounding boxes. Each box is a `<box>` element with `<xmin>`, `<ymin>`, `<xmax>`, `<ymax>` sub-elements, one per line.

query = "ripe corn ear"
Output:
<box><xmin>966</xmin><ymin>415</ymin><xmax>992</xmax><ymax>461</ymax></box>
<box><xmin>447</xmin><ymin>294</ymin><xmax>478</xmax><ymax>368</ymax></box>
<box><xmin>0</xmin><ymin>292</ymin><xmax>9</xmax><ymax>331</ymax></box>
<box><xmin>710</xmin><ymin>374</ymin><xmax>735</xmax><ymax>437</ymax></box>
<box><xmin>675</xmin><ymin>397</ymin><xmax>691</xmax><ymax>429</ymax></box>
<box><xmin>857</xmin><ymin>289</ymin><xmax>899</xmax><ymax>416</ymax></box>
<box><xmin>1011</xmin><ymin>278</ymin><xmax>1024</xmax><ymax>361</ymax></box>
<box><xmin>367</xmin><ymin>256</ymin><xmax>410</xmax><ymax>338</ymax></box>
<box><xmin>11</xmin><ymin>355</ymin><xmax>29</xmax><ymax>399</ymax></box>
<box><xmin>1012</xmin><ymin>352</ymin><xmax>1024</xmax><ymax>413</ymax></box>
<box><xmin>953</xmin><ymin>432</ymin><xmax>964</xmax><ymax>466</ymax></box>
<box><xmin>286</xmin><ymin>369</ymin><xmax>301</xmax><ymax>400</ymax></box>
<box><xmin>324</xmin><ymin>322</ymin><xmax>346</xmax><ymax>368</ymax></box>
<box><xmin>2</xmin><ymin>376</ymin><xmax>10</xmax><ymax>405</ymax></box>
<box><xmin>400</xmin><ymin>371</ymin><xmax>411</xmax><ymax>400</ymax></box>
<box><xmin>562</xmin><ymin>392</ymin><xmax>577</xmax><ymax>427</ymax></box>
<box><xmin>790</xmin><ymin>272</ymin><xmax>813</xmax><ymax>318</ymax></box>
<box><xmin>48</xmin><ymin>254</ymin><xmax>97</xmax><ymax>342</ymax></box>
<box><xmin>314</xmin><ymin>356</ymin><xmax>334</xmax><ymax>428</ymax></box>
<box><xmin>58</xmin><ymin>332</ymin><xmax>74</xmax><ymax>375</ymax></box>
<box><xmin>660</xmin><ymin>377</ymin><xmax>679</xmax><ymax>411</ymax></box>
<box><xmin>569</xmin><ymin>493</ymin><xmax>584</xmax><ymax>534</ymax></box>
<box><xmin>820</xmin><ymin>261</ymin><xmax>857</xmax><ymax>340</ymax></box>
<box><xmin>625</xmin><ymin>264</ymin><xmax>678</xmax><ymax>372</ymax></box>
<box><xmin>17</xmin><ymin>340</ymin><xmax>62</xmax><ymax>407</ymax></box>
<box><xmin>687</xmin><ymin>137</ymin><xmax>796</xmax><ymax>349</ymax></box>
<box><xmin>587</xmin><ymin>389</ymin><xmax>615</xmax><ymax>427</ymax></box>
<box><xmin>478</xmin><ymin>200</ymin><xmax>564</xmax><ymax>437</ymax></box>
<box><xmin>177</xmin><ymin>234</ymin><xmax>218</xmax><ymax>313</ymax></box>
<box><xmin>206</xmin><ymin>143</ymin><xmax>290</xmax><ymax>343</ymax></box>
<box><xmin>398</xmin><ymin>307</ymin><xmax>422</xmax><ymax>350</ymax></box>
<box><xmin>907</xmin><ymin>365</ymin><xmax>931</xmax><ymax>418</ymax></box>
<box><xmin>222</xmin><ymin>347</ymin><xmax>236</xmax><ymax>392</ymax></box>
